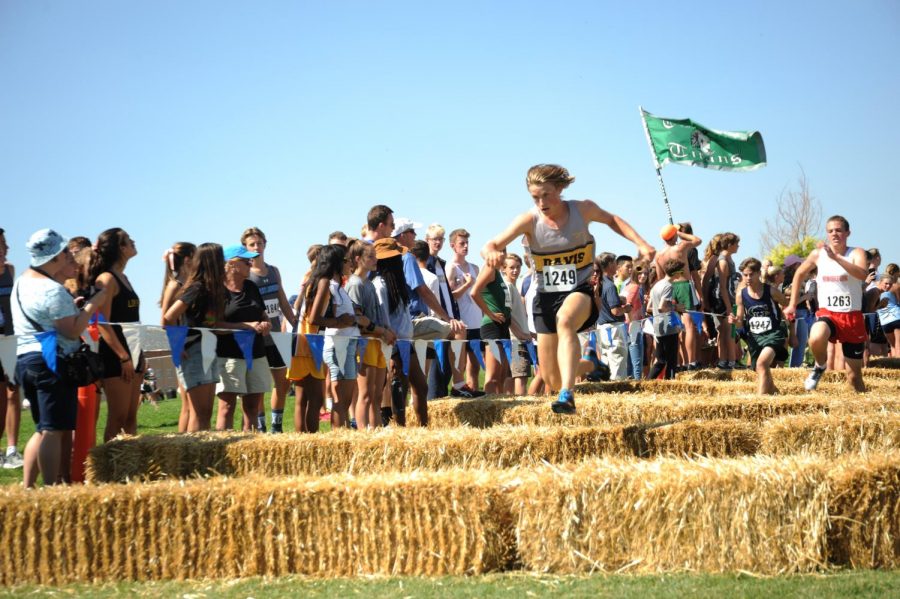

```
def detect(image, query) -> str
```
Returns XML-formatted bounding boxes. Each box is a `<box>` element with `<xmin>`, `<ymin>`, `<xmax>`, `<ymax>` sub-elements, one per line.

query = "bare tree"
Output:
<box><xmin>760</xmin><ymin>166</ymin><xmax>822</xmax><ymax>256</ymax></box>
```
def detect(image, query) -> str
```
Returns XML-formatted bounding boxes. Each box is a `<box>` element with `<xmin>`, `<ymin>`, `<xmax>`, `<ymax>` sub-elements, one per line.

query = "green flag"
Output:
<box><xmin>640</xmin><ymin>108</ymin><xmax>767</xmax><ymax>172</ymax></box>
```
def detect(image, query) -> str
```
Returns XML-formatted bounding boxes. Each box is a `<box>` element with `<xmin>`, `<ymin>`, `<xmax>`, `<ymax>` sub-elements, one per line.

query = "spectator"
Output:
<box><xmin>594</xmin><ymin>252</ymin><xmax>629</xmax><ymax>380</ymax></box>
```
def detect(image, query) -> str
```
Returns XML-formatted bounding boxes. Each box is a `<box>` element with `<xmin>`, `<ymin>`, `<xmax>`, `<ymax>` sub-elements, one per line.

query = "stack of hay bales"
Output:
<box><xmin>1</xmin><ymin>367</ymin><xmax>899</xmax><ymax>583</ymax></box>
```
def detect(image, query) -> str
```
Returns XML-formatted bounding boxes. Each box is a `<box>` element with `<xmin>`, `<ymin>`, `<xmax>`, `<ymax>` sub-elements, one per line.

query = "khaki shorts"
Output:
<box><xmin>217</xmin><ymin>356</ymin><xmax>273</xmax><ymax>395</ymax></box>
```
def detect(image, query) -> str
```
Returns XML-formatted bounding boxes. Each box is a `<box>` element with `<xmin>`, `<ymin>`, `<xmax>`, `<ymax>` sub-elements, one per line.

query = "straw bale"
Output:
<box><xmin>679</xmin><ymin>367</ymin><xmax>900</xmax><ymax>384</ymax></box>
<box><xmin>827</xmin><ymin>452</ymin><xmax>900</xmax><ymax>568</ymax></box>
<box><xmin>0</xmin><ymin>470</ymin><xmax>514</xmax><ymax>584</ymax></box>
<box><xmin>509</xmin><ymin>455</ymin><xmax>833</xmax><ymax>574</ymax></box>
<box><xmin>867</xmin><ymin>357</ymin><xmax>900</xmax><ymax>370</ymax></box>
<box><xmin>761</xmin><ymin>413</ymin><xmax>900</xmax><ymax>458</ymax></box>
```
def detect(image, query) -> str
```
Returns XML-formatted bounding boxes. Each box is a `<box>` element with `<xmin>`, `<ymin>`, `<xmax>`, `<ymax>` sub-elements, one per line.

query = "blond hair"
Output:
<box><xmin>526</xmin><ymin>164</ymin><xmax>575</xmax><ymax>189</ymax></box>
<box><xmin>426</xmin><ymin>223</ymin><xmax>445</xmax><ymax>239</ymax></box>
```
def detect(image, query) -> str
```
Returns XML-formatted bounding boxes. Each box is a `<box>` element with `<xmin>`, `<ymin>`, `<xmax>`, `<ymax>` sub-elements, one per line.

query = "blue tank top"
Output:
<box><xmin>741</xmin><ymin>284</ymin><xmax>780</xmax><ymax>336</ymax></box>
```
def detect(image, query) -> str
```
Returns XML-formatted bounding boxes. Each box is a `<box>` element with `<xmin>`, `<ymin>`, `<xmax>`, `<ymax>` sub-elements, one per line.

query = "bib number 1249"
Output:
<box><xmin>543</xmin><ymin>265</ymin><xmax>577</xmax><ymax>292</ymax></box>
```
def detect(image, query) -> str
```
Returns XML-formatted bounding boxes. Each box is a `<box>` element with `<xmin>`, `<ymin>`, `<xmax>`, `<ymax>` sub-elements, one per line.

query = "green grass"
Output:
<box><xmin>1</xmin><ymin>571</ymin><xmax>899</xmax><ymax>598</ymax></box>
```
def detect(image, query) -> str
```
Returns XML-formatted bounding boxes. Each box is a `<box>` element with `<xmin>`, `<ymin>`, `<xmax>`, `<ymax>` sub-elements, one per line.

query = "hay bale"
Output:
<box><xmin>828</xmin><ymin>452</ymin><xmax>900</xmax><ymax>568</ymax></box>
<box><xmin>509</xmin><ymin>455</ymin><xmax>832</xmax><ymax>574</ymax></box>
<box><xmin>0</xmin><ymin>470</ymin><xmax>515</xmax><ymax>584</ymax></box>
<box><xmin>761</xmin><ymin>413</ymin><xmax>900</xmax><ymax>457</ymax></box>
<box><xmin>867</xmin><ymin>357</ymin><xmax>900</xmax><ymax>370</ymax></box>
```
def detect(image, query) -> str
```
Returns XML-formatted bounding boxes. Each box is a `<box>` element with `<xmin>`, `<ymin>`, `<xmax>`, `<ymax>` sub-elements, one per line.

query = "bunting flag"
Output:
<box><xmin>0</xmin><ymin>336</ymin><xmax>17</xmax><ymax>381</ymax></box>
<box><xmin>414</xmin><ymin>340</ymin><xmax>429</xmax><ymax>375</ymax></box>
<box><xmin>468</xmin><ymin>339</ymin><xmax>485</xmax><ymax>369</ymax></box>
<box><xmin>89</xmin><ymin>312</ymin><xmax>108</xmax><ymax>325</ymax></box>
<box><xmin>525</xmin><ymin>340</ymin><xmax>538</xmax><ymax>365</ymax></box>
<box><xmin>434</xmin><ymin>339</ymin><xmax>447</xmax><ymax>373</ymax></box>
<box><xmin>84</xmin><ymin>326</ymin><xmax>99</xmax><ymax>353</ymax></box>
<box><xmin>605</xmin><ymin>326</ymin><xmax>614</xmax><ymax>346</ymax></box>
<box><xmin>270</xmin><ymin>332</ymin><xmax>294</xmax><ymax>368</ymax></box>
<box><xmin>380</xmin><ymin>340</ymin><xmax>393</xmax><ymax>369</ymax></box>
<box><xmin>357</xmin><ymin>337</ymin><xmax>368</xmax><ymax>364</ymax></box>
<box><xmin>486</xmin><ymin>339</ymin><xmax>502</xmax><ymax>363</ymax></box>
<box><xmin>332</xmin><ymin>336</ymin><xmax>351</xmax><ymax>371</ymax></box>
<box><xmin>396</xmin><ymin>339</ymin><xmax>411</xmax><ymax>376</ymax></box>
<box><xmin>668</xmin><ymin>311</ymin><xmax>684</xmax><ymax>330</ymax></box>
<box><xmin>36</xmin><ymin>331</ymin><xmax>58</xmax><ymax>373</ymax></box>
<box><xmin>588</xmin><ymin>330</ymin><xmax>597</xmax><ymax>351</ymax></box>
<box><xmin>450</xmin><ymin>340</ymin><xmax>465</xmax><ymax>370</ymax></box>
<box><xmin>620</xmin><ymin>323</ymin><xmax>628</xmax><ymax>345</ymax></box>
<box><xmin>500</xmin><ymin>339</ymin><xmax>512</xmax><ymax>364</ymax></box>
<box><xmin>305</xmin><ymin>334</ymin><xmax>325</xmax><ymax>371</ymax></box>
<box><xmin>691</xmin><ymin>311</ymin><xmax>705</xmax><ymax>331</ymax></box>
<box><xmin>121</xmin><ymin>324</ymin><xmax>143</xmax><ymax>366</ymax></box>
<box><xmin>165</xmin><ymin>326</ymin><xmax>189</xmax><ymax>368</ymax></box>
<box><xmin>233</xmin><ymin>330</ymin><xmax>256</xmax><ymax>370</ymax></box>
<box><xmin>200</xmin><ymin>329</ymin><xmax>217</xmax><ymax>373</ymax></box>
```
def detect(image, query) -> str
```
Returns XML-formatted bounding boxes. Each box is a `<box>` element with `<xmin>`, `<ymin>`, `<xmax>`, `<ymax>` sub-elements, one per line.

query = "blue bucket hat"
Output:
<box><xmin>26</xmin><ymin>228</ymin><xmax>68</xmax><ymax>267</ymax></box>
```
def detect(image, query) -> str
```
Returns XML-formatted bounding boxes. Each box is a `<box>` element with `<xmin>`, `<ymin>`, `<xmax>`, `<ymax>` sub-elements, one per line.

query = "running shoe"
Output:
<box><xmin>804</xmin><ymin>366</ymin><xmax>826</xmax><ymax>391</ymax></box>
<box><xmin>450</xmin><ymin>386</ymin><xmax>485</xmax><ymax>399</ymax></box>
<box><xmin>3</xmin><ymin>449</ymin><xmax>23</xmax><ymax>469</ymax></box>
<box><xmin>716</xmin><ymin>360</ymin><xmax>733</xmax><ymax>370</ymax></box>
<box><xmin>551</xmin><ymin>390</ymin><xmax>576</xmax><ymax>415</ymax></box>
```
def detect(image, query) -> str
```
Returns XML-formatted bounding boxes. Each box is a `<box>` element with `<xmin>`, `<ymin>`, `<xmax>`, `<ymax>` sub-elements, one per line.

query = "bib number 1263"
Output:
<box><xmin>543</xmin><ymin>265</ymin><xmax>577</xmax><ymax>292</ymax></box>
<box><xmin>826</xmin><ymin>294</ymin><xmax>852</xmax><ymax>309</ymax></box>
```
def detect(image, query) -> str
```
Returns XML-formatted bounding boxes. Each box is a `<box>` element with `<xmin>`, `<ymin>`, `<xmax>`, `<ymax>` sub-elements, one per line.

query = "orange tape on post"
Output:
<box><xmin>71</xmin><ymin>322</ymin><xmax>101</xmax><ymax>483</ymax></box>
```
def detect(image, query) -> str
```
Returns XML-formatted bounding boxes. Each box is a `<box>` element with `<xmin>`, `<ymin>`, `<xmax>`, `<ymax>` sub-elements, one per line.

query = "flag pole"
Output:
<box><xmin>639</xmin><ymin>106</ymin><xmax>674</xmax><ymax>225</ymax></box>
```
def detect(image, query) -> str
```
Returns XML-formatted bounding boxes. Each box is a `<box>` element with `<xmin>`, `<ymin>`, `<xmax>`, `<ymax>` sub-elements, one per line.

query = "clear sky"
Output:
<box><xmin>2</xmin><ymin>1</ymin><xmax>898</xmax><ymax>323</ymax></box>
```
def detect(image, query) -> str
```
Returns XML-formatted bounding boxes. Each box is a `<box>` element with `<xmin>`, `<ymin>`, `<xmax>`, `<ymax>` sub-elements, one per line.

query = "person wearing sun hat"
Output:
<box><xmin>654</xmin><ymin>222</ymin><xmax>703</xmax><ymax>371</ymax></box>
<box><xmin>12</xmin><ymin>228</ymin><xmax>108</xmax><ymax>487</ymax></box>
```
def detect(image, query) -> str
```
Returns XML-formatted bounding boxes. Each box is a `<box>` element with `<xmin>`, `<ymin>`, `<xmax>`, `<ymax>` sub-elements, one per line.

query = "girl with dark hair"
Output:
<box><xmin>163</xmin><ymin>243</ymin><xmax>226</xmax><ymax>431</ymax></box>
<box><xmin>306</xmin><ymin>244</ymin><xmax>361</xmax><ymax>429</ymax></box>
<box><xmin>159</xmin><ymin>241</ymin><xmax>197</xmax><ymax>431</ymax></box>
<box><xmin>85</xmin><ymin>228</ymin><xmax>143</xmax><ymax>442</ymax></box>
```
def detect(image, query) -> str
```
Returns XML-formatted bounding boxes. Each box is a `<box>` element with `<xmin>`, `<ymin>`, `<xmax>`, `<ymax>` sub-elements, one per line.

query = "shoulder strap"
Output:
<box><xmin>15</xmin><ymin>284</ymin><xmax>45</xmax><ymax>332</ymax></box>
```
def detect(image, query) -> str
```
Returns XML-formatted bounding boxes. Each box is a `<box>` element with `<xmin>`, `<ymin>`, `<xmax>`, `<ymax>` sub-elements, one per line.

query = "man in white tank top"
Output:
<box><xmin>785</xmin><ymin>215</ymin><xmax>868</xmax><ymax>392</ymax></box>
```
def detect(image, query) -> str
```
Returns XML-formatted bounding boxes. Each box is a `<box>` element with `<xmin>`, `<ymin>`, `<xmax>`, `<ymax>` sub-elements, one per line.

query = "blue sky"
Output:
<box><xmin>2</xmin><ymin>1</ymin><xmax>898</xmax><ymax>323</ymax></box>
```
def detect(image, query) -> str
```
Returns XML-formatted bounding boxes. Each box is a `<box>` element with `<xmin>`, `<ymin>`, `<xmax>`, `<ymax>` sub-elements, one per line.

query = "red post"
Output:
<box><xmin>71</xmin><ymin>322</ymin><xmax>100</xmax><ymax>483</ymax></box>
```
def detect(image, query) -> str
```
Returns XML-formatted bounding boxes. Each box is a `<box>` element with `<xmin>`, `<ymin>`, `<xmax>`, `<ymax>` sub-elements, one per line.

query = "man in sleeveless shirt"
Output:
<box><xmin>785</xmin><ymin>215</ymin><xmax>868</xmax><ymax>392</ymax></box>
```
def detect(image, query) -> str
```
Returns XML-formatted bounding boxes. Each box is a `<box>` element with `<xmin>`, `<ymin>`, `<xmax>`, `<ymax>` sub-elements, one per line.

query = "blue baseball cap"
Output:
<box><xmin>223</xmin><ymin>244</ymin><xmax>259</xmax><ymax>261</ymax></box>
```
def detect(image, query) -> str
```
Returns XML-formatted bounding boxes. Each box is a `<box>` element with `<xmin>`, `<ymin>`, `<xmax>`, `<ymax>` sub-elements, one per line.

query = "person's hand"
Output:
<box><xmin>381</xmin><ymin>328</ymin><xmax>397</xmax><ymax>345</ymax></box>
<box><xmin>783</xmin><ymin>304</ymin><xmax>797</xmax><ymax>321</ymax></box>
<box><xmin>488</xmin><ymin>311</ymin><xmax>505</xmax><ymax>324</ymax></box>
<box><xmin>637</xmin><ymin>244</ymin><xmax>656</xmax><ymax>264</ymax></box>
<box><xmin>866</xmin><ymin>271</ymin><xmax>877</xmax><ymax>285</ymax></box>
<box><xmin>727</xmin><ymin>313</ymin><xmax>737</xmax><ymax>324</ymax></box>
<box><xmin>483</xmin><ymin>249</ymin><xmax>505</xmax><ymax>270</ymax></box>
<box><xmin>337</xmin><ymin>314</ymin><xmax>357</xmax><ymax>328</ymax></box>
<box><xmin>257</xmin><ymin>321</ymin><xmax>272</xmax><ymax>335</ymax></box>
<box><xmin>120</xmin><ymin>358</ymin><xmax>135</xmax><ymax>383</ymax></box>
<box><xmin>448</xmin><ymin>319</ymin><xmax>466</xmax><ymax>336</ymax></box>
<box><xmin>819</xmin><ymin>240</ymin><xmax>837</xmax><ymax>261</ymax></box>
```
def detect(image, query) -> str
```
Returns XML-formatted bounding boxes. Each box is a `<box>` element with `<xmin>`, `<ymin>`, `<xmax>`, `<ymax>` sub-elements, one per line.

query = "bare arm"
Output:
<box><xmin>160</xmin><ymin>280</ymin><xmax>181</xmax><ymax>324</ymax></box>
<box><xmin>785</xmin><ymin>250</ymin><xmax>820</xmax><ymax>318</ymax></box>
<box><xmin>54</xmin><ymin>290</ymin><xmax>107</xmax><ymax>339</ymax></box>
<box><xmin>716</xmin><ymin>257</ymin><xmax>733</xmax><ymax>313</ymax></box>
<box><xmin>482</xmin><ymin>212</ymin><xmax>532</xmax><ymax>269</ymax></box>
<box><xmin>271</xmin><ymin>266</ymin><xmax>298</xmax><ymax>329</ymax></box>
<box><xmin>579</xmin><ymin>200</ymin><xmax>656</xmax><ymax>263</ymax></box>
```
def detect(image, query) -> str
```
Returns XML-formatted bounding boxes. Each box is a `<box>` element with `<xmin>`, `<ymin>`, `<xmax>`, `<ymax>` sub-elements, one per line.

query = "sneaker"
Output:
<box><xmin>450</xmin><ymin>386</ymin><xmax>485</xmax><ymax>399</ymax></box>
<box><xmin>3</xmin><ymin>449</ymin><xmax>23</xmax><ymax>469</ymax></box>
<box><xmin>551</xmin><ymin>390</ymin><xmax>576</xmax><ymax>415</ymax></box>
<box><xmin>716</xmin><ymin>360</ymin><xmax>732</xmax><ymax>370</ymax></box>
<box><xmin>804</xmin><ymin>366</ymin><xmax>826</xmax><ymax>391</ymax></box>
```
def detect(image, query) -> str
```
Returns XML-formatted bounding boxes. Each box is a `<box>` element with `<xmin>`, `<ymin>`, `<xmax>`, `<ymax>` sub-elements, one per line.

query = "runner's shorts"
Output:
<box><xmin>533</xmin><ymin>284</ymin><xmax>598</xmax><ymax>334</ymax></box>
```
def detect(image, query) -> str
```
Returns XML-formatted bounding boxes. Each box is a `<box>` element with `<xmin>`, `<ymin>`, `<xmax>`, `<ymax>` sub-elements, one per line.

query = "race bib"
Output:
<box><xmin>542</xmin><ymin>264</ymin><xmax>577</xmax><ymax>292</ymax></box>
<box><xmin>748</xmin><ymin>316</ymin><xmax>772</xmax><ymax>334</ymax></box>
<box><xmin>825</xmin><ymin>294</ymin><xmax>852</xmax><ymax>309</ymax></box>
<box><xmin>264</xmin><ymin>298</ymin><xmax>281</xmax><ymax>321</ymax></box>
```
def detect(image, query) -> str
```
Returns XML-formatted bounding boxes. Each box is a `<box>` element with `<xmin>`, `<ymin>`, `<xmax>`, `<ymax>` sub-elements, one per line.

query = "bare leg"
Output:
<box><xmin>241</xmin><ymin>393</ymin><xmax>263</xmax><ymax>431</ymax></box>
<box><xmin>216</xmin><ymin>392</ymin><xmax>237</xmax><ymax>430</ymax></box>
<box><xmin>5</xmin><ymin>384</ymin><xmax>20</xmax><ymax>450</ymax></box>
<box><xmin>103</xmin><ymin>375</ymin><xmax>142</xmax><ymax>442</ymax></box>
<box><xmin>36</xmin><ymin>430</ymin><xmax>65</xmax><ymax>486</ymax></box>
<box><xmin>845</xmin><ymin>358</ymin><xmax>866</xmax><ymax>393</ymax></box>
<box><xmin>177</xmin><ymin>382</ymin><xmax>190</xmax><ymax>432</ymax></box>
<box><xmin>537</xmin><ymin>334</ymin><xmax>560</xmax><ymax>393</ymax></box>
<box><xmin>330</xmin><ymin>380</ymin><xmax>354</xmax><ymax>429</ymax></box>
<box><xmin>682</xmin><ymin>313</ymin><xmax>697</xmax><ymax>365</ymax></box>
<box><xmin>555</xmin><ymin>293</ymin><xmax>593</xmax><ymax>392</ymax></box>
<box><xmin>23</xmin><ymin>432</ymin><xmax>41</xmax><ymax>488</ymax></box>
<box><xmin>808</xmin><ymin>321</ymin><xmax>830</xmax><ymax>368</ymax></box>
<box><xmin>755</xmin><ymin>347</ymin><xmax>778</xmax><ymax>395</ymax></box>
<box><xmin>186</xmin><ymin>383</ymin><xmax>215</xmax><ymax>432</ymax></box>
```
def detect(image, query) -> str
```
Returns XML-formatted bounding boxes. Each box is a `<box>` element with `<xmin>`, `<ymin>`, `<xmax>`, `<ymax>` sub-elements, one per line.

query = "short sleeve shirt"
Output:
<box><xmin>597</xmin><ymin>275</ymin><xmax>624</xmax><ymax>325</ymax></box>
<box><xmin>216</xmin><ymin>280</ymin><xmax>267</xmax><ymax>359</ymax></box>
<box><xmin>12</xmin><ymin>276</ymin><xmax>80</xmax><ymax>355</ymax></box>
<box><xmin>403</xmin><ymin>253</ymin><xmax>426</xmax><ymax>317</ymax></box>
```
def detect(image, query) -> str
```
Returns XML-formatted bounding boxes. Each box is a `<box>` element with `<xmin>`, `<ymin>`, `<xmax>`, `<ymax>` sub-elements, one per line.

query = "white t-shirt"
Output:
<box><xmin>421</xmin><ymin>268</ymin><xmax>440</xmax><ymax>317</ymax></box>
<box><xmin>324</xmin><ymin>280</ymin><xmax>360</xmax><ymax>337</ymax></box>
<box><xmin>450</xmin><ymin>261</ymin><xmax>482</xmax><ymax>329</ymax></box>
<box><xmin>12</xmin><ymin>275</ymin><xmax>80</xmax><ymax>355</ymax></box>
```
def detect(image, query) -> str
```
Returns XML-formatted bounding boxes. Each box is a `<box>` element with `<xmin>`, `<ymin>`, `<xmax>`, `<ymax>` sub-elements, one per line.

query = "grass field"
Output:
<box><xmin>2</xmin><ymin>571</ymin><xmax>898</xmax><ymax>598</ymax></box>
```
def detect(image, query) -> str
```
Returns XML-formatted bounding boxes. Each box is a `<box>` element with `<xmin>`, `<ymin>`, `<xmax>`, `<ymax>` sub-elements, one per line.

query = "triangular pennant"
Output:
<box><xmin>356</xmin><ymin>337</ymin><xmax>368</xmax><ymax>364</ymax></box>
<box><xmin>84</xmin><ymin>329</ymin><xmax>99</xmax><ymax>353</ymax></box>
<box><xmin>414</xmin><ymin>340</ymin><xmax>429</xmax><ymax>375</ymax></box>
<box><xmin>501</xmin><ymin>339</ymin><xmax>512</xmax><ymax>364</ymax></box>
<box><xmin>306</xmin><ymin>334</ymin><xmax>325</xmax><ymax>371</ymax></box>
<box><xmin>606</xmin><ymin>326</ymin><xmax>613</xmax><ymax>345</ymax></box>
<box><xmin>233</xmin><ymin>330</ymin><xmax>256</xmax><ymax>370</ymax></box>
<box><xmin>468</xmin><ymin>339</ymin><xmax>485</xmax><ymax>369</ymax></box>
<box><xmin>200</xmin><ymin>329</ymin><xmax>218</xmax><ymax>373</ymax></box>
<box><xmin>397</xmin><ymin>340</ymin><xmax>411</xmax><ymax>376</ymax></box>
<box><xmin>450</xmin><ymin>340</ymin><xmax>465</xmax><ymax>370</ymax></box>
<box><xmin>525</xmin><ymin>340</ymin><xmax>538</xmax><ymax>365</ymax></box>
<box><xmin>434</xmin><ymin>340</ymin><xmax>447</xmax><ymax>373</ymax></box>
<box><xmin>691</xmin><ymin>311</ymin><xmax>704</xmax><ymax>331</ymax></box>
<box><xmin>487</xmin><ymin>339</ymin><xmax>502</xmax><ymax>362</ymax></box>
<box><xmin>332</xmin><ymin>336</ymin><xmax>351</xmax><ymax>370</ymax></box>
<box><xmin>121</xmin><ymin>323</ymin><xmax>143</xmax><ymax>367</ymax></box>
<box><xmin>380</xmin><ymin>340</ymin><xmax>393</xmax><ymax>369</ymax></box>
<box><xmin>668</xmin><ymin>311</ymin><xmax>682</xmax><ymax>330</ymax></box>
<box><xmin>36</xmin><ymin>331</ymin><xmax>58</xmax><ymax>373</ymax></box>
<box><xmin>270</xmin><ymin>332</ymin><xmax>294</xmax><ymax>368</ymax></box>
<box><xmin>588</xmin><ymin>330</ymin><xmax>597</xmax><ymax>351</ymax></box>
<box><xmin>165</xmin><ymin>326</ymin><xmax>189</xmax><ymax>368</ymax></box>
<box><xmin>0</xmin><ymin>336</ymin><xmax>17</xmax><ymax>382</ymax></box>
<box><xmin>89</xmin><ymin>312</ymin><xmax>108</xmax><ymax>325</ymax></box>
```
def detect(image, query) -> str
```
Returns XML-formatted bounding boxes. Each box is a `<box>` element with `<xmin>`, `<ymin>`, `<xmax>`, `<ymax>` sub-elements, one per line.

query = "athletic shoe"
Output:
<box><xmin>450</xmin><ymin>386</ymin><xmax>485</xmax><ymax>399</ymax></box>
<box><xmin>551</xmin><ymin>390</ymin><xmax>576</xmax><ymax>415</ymax></box>
<box><xmin>270</xmin><ymin>423</ymin><xmax>283</xmax><ymax>434</ymax></box>
<box><xmin>716</xmin><ymin>360</ymin><xmax>732</xmax><ymax>370</ymax></box>
<box><xmin>804</xmin><ymin>366</ymin><xmax>826</xmax><ymax>391</ymax></box>
<box><xmin>3</xmin><ymin>449</ymin><xmax>23</xmax><ymax>469</ymax></box>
